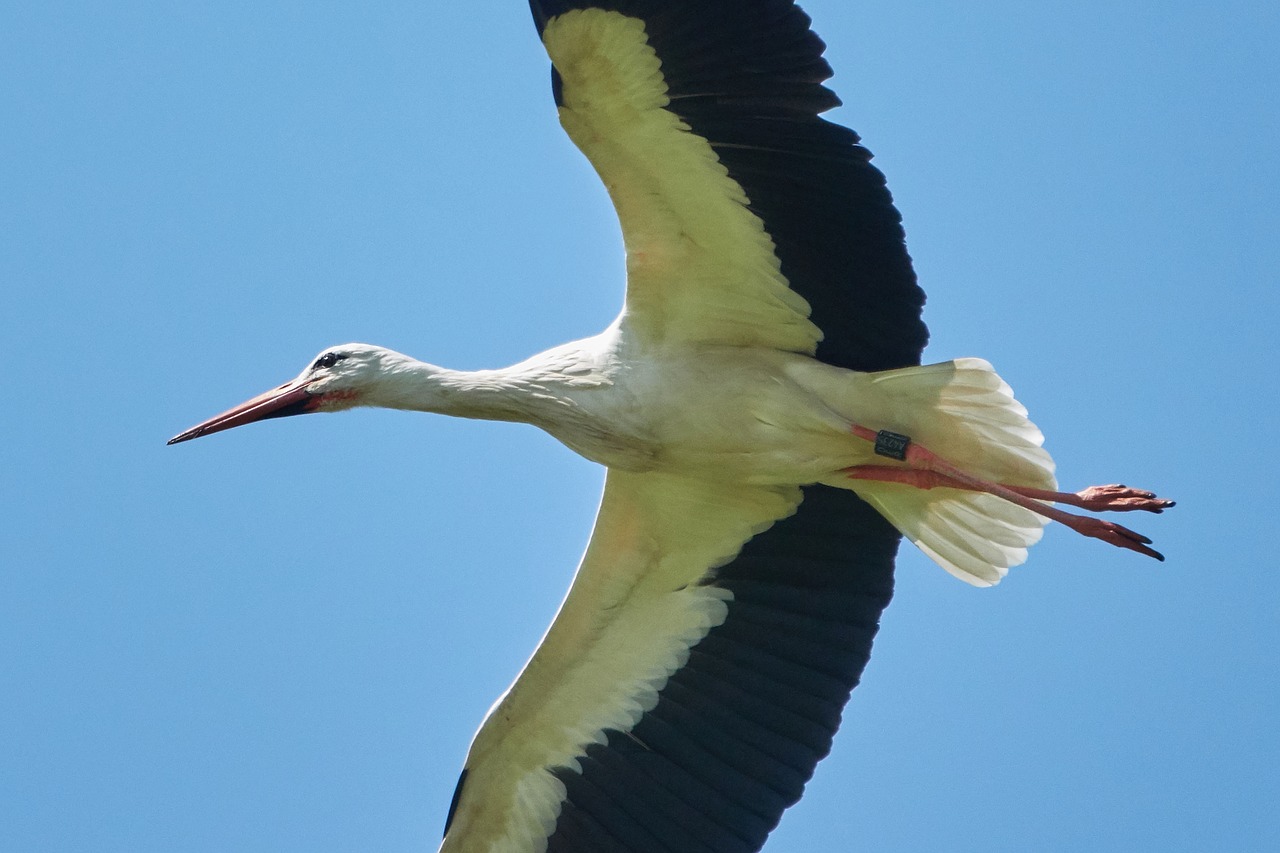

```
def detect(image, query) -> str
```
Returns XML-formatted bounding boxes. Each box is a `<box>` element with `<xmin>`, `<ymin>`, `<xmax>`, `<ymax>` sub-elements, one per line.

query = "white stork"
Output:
<box><xmin>169</xmin><ymin>1</ymin><xmax>1173</xmax><ymax>850</ymax></box>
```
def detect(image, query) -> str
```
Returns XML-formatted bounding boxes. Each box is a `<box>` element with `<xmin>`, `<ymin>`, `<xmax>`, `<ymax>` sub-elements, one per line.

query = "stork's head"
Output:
<box><xmin>167</xmin><ymin>343</ymin><xmax>401</xmax><ymax>445</ymax></box>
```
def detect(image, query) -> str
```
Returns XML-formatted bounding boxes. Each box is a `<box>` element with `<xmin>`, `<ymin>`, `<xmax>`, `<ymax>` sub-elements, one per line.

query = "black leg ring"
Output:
<box><xmin>874</xmin><ymin>430</ymin><xmax>911</xmax><ymax>461</ymax></box>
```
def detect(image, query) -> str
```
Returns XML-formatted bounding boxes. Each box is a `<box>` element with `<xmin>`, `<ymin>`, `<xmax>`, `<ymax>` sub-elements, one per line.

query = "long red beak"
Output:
<box><xmin>168</xmin><ymin>379</ymin><xmax>319</xmax><ymax>445</ymax></box>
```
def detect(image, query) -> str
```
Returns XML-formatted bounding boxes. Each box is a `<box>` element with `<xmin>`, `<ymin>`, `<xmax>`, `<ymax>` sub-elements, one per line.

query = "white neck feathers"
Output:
<box><xmin>362</xmin><ymin>344</ymin><xmax>611</xmax><ymax>428</ymax></box>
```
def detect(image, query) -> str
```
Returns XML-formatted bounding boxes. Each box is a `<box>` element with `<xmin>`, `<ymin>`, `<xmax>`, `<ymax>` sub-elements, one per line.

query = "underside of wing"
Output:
<box><xmin>531</xmin><ymin>0</ymin><xmax>928</xmax><ymax>371</ymax></box>
<box><xmin>440</xmin><ymin>473</ymin><xmax>899</xmax><ymax>852</ymax></box>
<box><xmin>435</xmin><ymin>4</ymin><xmax>932</xmax><ymax>850</ymax></box>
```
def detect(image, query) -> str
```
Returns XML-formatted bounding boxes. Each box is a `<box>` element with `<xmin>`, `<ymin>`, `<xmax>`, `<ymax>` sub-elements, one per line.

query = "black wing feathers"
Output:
<box><xmin>549</xmin><ymin>489</ymin><xmax>899</xmax><ymax>852</ymax></box>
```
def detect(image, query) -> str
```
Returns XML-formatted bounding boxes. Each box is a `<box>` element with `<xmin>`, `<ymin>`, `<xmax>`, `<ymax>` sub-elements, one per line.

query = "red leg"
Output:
<box><xmin>844</xmin><ymin>465</ymin><xmax>961</xmax><ymax>491</ymax></box>
<box><xmin>843</xmin><ymin>467</ymin><xmax>1173</xmax><ymax>513</ymax></box>
<box><xmin>845</xmin><ymin>426</ymin><xmax>1171</xmax><ymax>561</ymax></box>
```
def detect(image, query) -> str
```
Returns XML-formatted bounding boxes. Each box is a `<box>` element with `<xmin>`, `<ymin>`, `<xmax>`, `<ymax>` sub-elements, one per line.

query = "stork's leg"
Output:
<box><xmin>844</xmin><ymin>426</ymin><xmax>1173</xmax><ymax>561</ymax></box>
<box><xmin>846</xmin><ymin>467</ymin><xmax>1172</xmax><ymax>513</ymax></box>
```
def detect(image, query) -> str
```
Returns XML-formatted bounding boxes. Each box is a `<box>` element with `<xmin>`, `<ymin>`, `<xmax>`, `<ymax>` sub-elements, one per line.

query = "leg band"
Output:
<box><xmin>874</xmin><ymin>430</ymin><xmax>912</xmax><ymax>461</ymax></box>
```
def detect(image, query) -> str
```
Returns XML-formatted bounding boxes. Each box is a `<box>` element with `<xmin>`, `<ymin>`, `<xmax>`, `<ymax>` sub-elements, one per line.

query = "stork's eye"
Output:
<box><xmin>313</xmin><ymin>353</ymin><xmax>347</xmax><ymax>370</ymax></box>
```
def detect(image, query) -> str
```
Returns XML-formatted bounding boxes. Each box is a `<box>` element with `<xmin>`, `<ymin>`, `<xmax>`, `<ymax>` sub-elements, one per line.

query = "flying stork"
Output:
<box><xmin>170</xmin><ymin>1</ymin><xmax>1173</xmax><ymax>850</ymax></box>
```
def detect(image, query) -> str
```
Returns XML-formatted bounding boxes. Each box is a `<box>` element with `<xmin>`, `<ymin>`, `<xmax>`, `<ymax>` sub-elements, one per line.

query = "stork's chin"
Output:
<box><xmin>167</xmin><ymin>379</ymin><xmax>321</xmax><ymax>445</ymax></box>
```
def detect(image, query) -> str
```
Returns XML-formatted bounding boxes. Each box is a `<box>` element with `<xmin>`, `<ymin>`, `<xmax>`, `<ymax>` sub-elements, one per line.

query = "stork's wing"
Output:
<box><xmin>437</xmin><ymin>3</ymin><xmax>929</xmax><ymax>849</ymax></box>
<box><xmin>441</xmin><ymin>471</ymin><xmax>898</xmax><ymax>852</ymax></box>
<box><xmin>531</xmin><ymin>0</ymin><xmax>927</xmax><ymax>371</ymax></box>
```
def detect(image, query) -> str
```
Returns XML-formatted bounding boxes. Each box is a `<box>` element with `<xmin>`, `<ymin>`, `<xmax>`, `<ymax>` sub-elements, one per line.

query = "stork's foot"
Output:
<box><xmin>1074</xmin><ymin>484</ymin><xmax>1174</xmax><ymax>514</ymax></box>
<box><xmin>1058</xmin><ymin>514</ymin><xmax>1165</xmax><ymax>561</ymax></box>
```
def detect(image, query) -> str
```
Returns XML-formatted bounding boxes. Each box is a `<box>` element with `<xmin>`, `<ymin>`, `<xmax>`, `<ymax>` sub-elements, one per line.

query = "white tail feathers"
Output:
<box><xmin>857</xmin><ymin>486</ymin><xmax>1047</xmax><ymax>586</ymax></box>
<box><xmin>843</xmin><ymin>358</ymin><xmax>1057</xmax><ymax>586</ymax></box>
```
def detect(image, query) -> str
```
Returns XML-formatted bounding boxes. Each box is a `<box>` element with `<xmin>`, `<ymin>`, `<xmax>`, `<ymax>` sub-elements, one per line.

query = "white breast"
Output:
<box><xmin>534</xmin><ymin>332</ymin><xmax>868</xmax><ymax>485</ymax></box>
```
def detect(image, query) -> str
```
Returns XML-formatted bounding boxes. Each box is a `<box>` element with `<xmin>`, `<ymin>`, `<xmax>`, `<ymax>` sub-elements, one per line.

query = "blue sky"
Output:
<box><xmin>3</xmin><ymin>1</ymin><xmax>1277</xmax><ymax>851</ymax></box>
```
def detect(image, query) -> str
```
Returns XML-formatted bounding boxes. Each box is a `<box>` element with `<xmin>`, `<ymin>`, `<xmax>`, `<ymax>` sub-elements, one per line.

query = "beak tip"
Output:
<box><xmin>167</xmin><ymin>429</ymin><xmax>199</xmax><ymax>446</ymax></box>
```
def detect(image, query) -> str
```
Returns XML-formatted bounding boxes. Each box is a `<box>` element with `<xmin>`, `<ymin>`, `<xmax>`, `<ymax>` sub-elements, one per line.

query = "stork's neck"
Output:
<box><xmin>354</xmin><ymin>339</ymin><xmax>656</xmax><ymax>471</ymax></box>
<box><xmin>385</xmin><ymin>365</ymin><xmax>533</xmax><ymax>422</ymax></box>
<box><xmin>366</xmin><ymin>349</ymin><xmax>605</xmax><ymax>428</ymax></box>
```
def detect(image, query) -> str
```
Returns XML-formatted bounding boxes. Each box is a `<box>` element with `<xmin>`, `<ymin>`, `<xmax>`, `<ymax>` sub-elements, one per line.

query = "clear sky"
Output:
<box><xmin>3</xmin><ymin>1</ymin><xmax>1277</xmax><ymax>851</ymax></box>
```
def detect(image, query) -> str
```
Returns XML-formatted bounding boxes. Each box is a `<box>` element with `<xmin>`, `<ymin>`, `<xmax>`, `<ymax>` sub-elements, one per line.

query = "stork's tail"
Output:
<box><xmin>835</xmin><ymin>358</ymin><xmax>1057</xmax><ymax>586</ymax></box>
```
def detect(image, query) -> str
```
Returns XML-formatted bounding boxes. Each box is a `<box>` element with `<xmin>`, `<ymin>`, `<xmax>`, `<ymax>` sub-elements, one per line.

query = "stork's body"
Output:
<box><xmin>170</xmin><ymin>1</ymin><xmax>1172</xmax><ymax>850</ymax></box>
<box><xmin>404</xmin><ymin>331</ymin><xmax>889</xmax><ymax>483</ymax></box>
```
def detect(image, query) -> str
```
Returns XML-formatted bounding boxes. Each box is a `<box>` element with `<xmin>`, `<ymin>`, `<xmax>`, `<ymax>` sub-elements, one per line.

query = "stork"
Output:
<box><xmin>169</xmin><ymin>1</ymin><xmax>1173</xmax><ymax>850</ymax></box>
